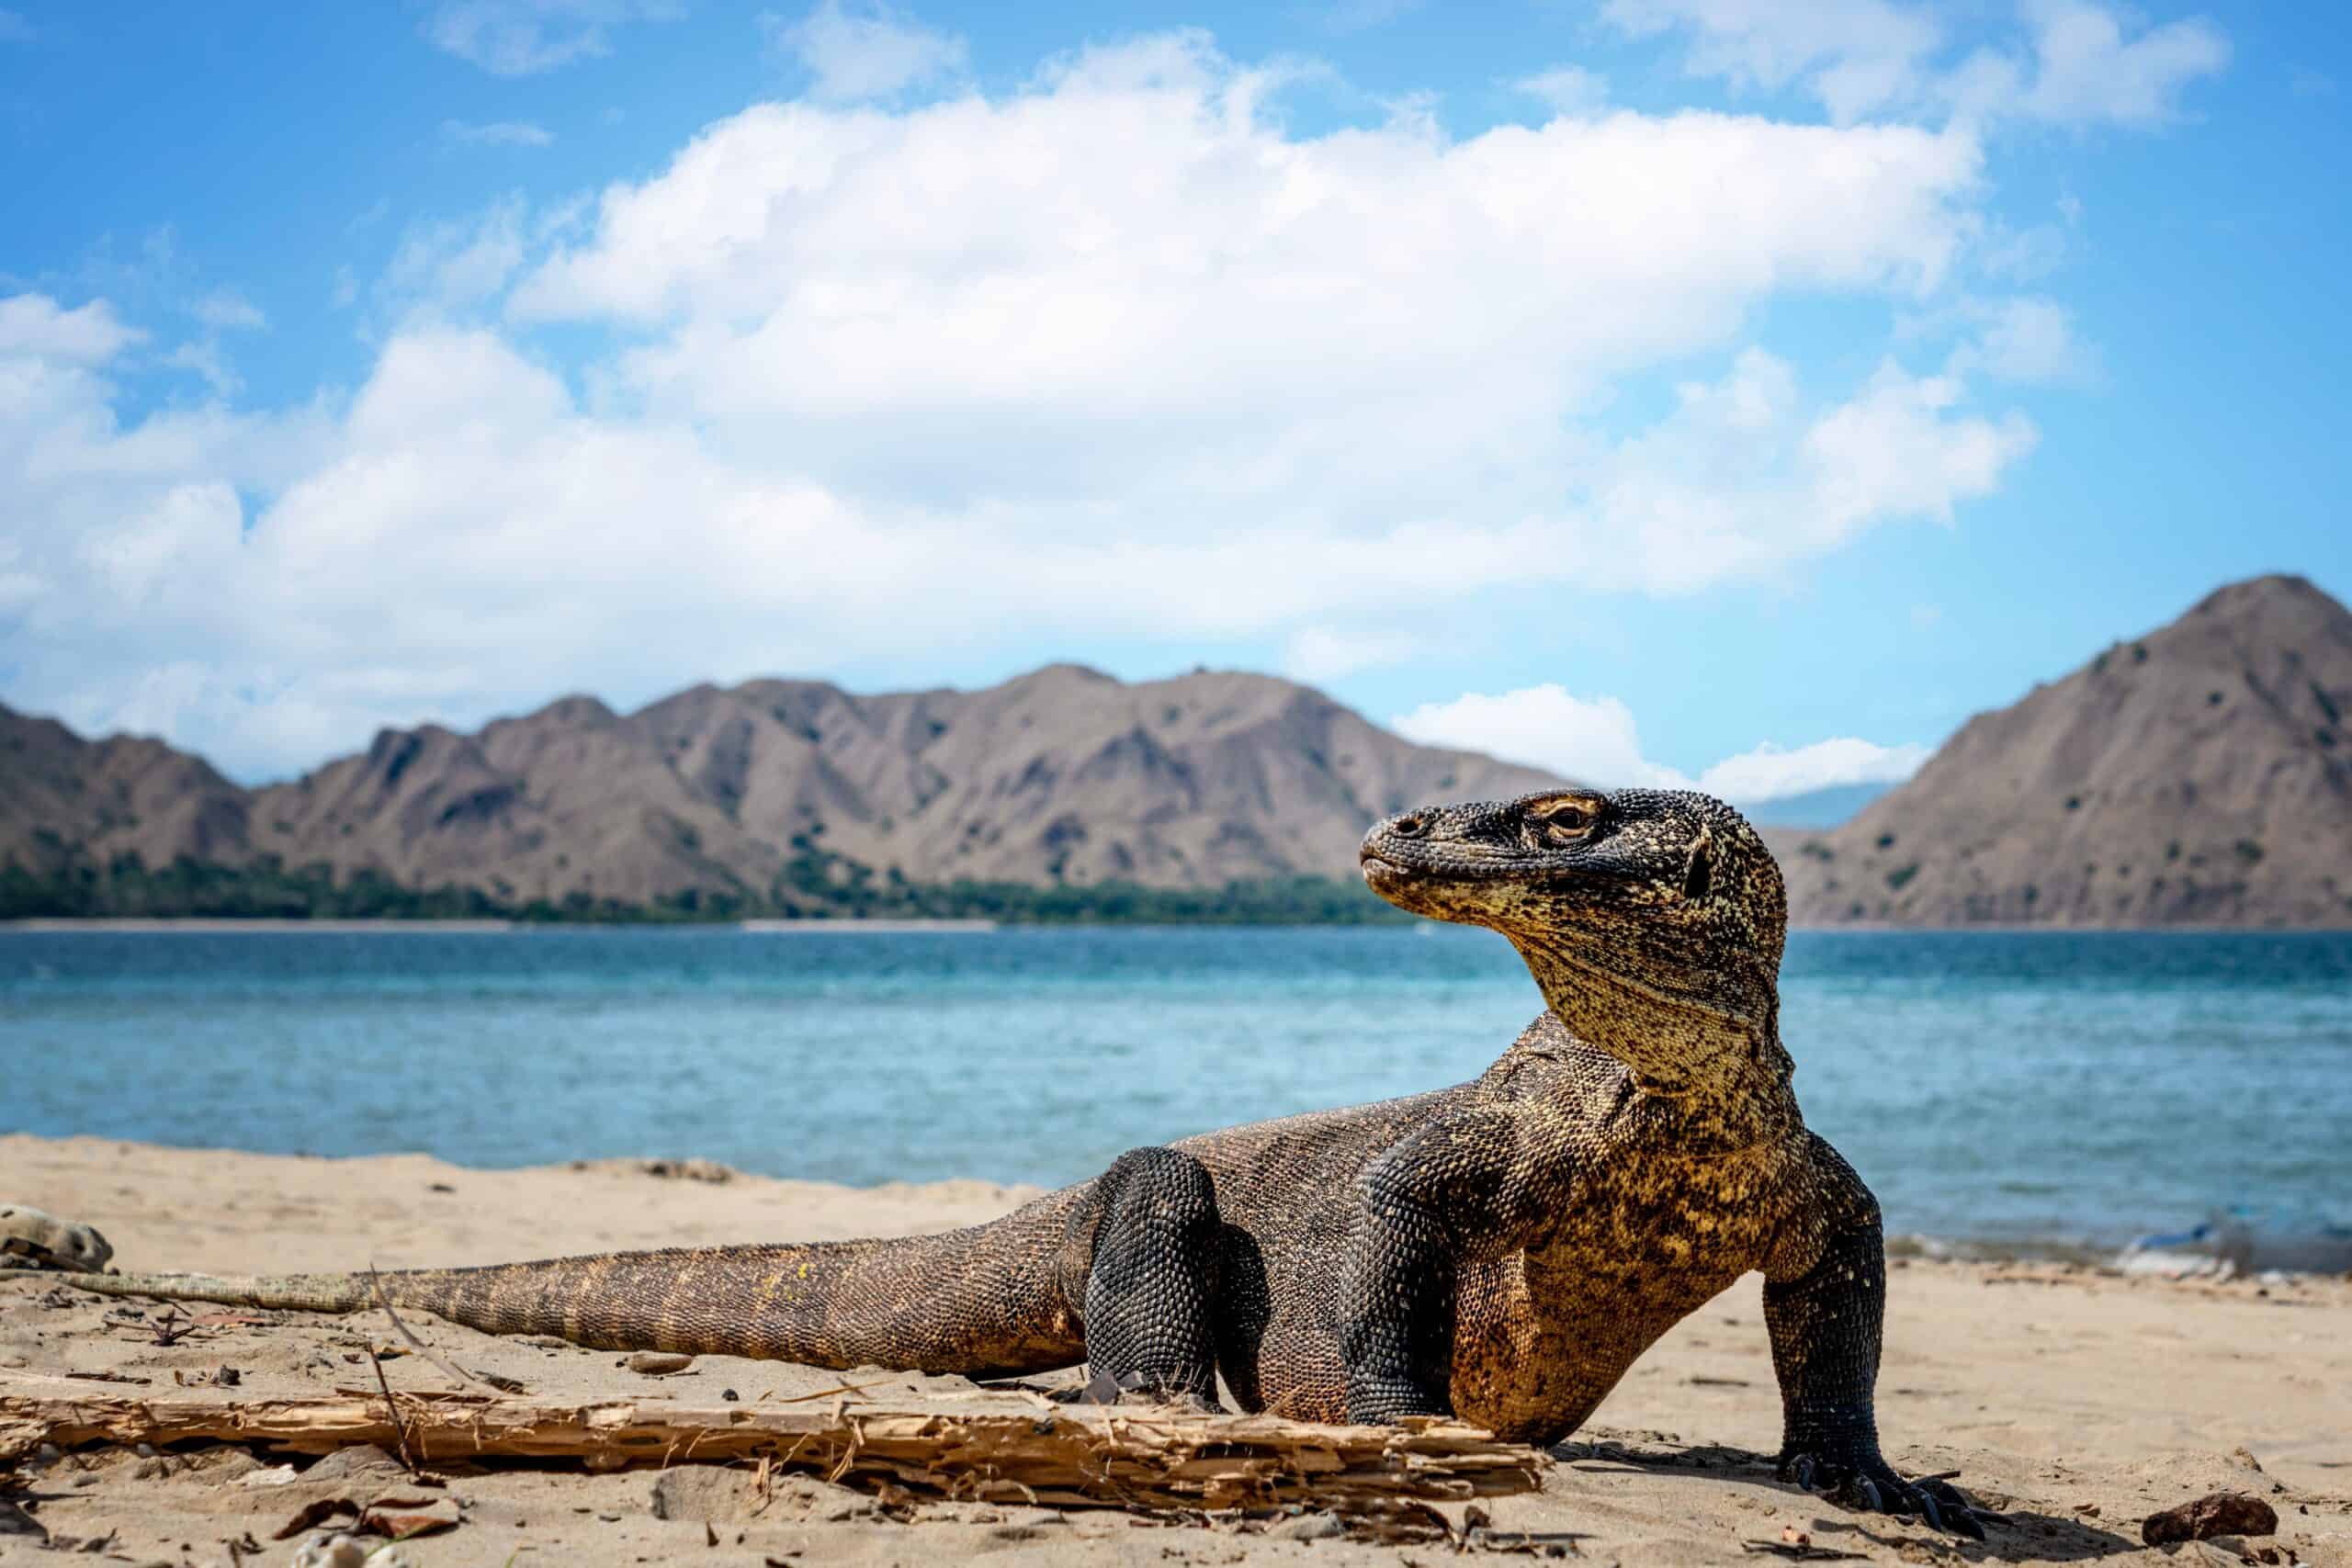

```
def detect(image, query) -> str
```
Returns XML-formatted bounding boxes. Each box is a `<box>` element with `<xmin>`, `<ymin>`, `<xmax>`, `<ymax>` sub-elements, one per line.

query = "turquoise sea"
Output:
<box><xmin>3</xmin><ymin>927</ymin><xmax>2347</xmax><ymax>1256</ymax></box>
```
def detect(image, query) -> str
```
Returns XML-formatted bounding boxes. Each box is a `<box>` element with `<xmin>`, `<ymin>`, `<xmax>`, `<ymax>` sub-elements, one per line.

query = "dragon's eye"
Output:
<box><xmin>1529</xmin><ymin>800</ymin><xmax>1597</xmax><ymax>847</ymax></box>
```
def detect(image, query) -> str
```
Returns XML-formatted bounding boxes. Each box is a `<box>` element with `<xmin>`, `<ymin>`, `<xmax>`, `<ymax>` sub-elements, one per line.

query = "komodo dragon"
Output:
<box><xmin>26</xmin><ymin>788</ymin><xmax>1982</xmax><ymax>1535</ymax></box>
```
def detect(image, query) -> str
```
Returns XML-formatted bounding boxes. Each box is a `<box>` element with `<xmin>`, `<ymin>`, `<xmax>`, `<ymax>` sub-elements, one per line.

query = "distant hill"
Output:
<box><xmin>1</xmin><ymin>666</ymin><xmax>1563</xmax><ymax>920</ymax></box>
<box><xmin>17</xmin><ymin>576</ymin><xmax>2346</xmax><ymax>925</ymax></box>
<box><xmin>1779</xmin><ymin>574</ymin><xmax>2352</xmax><ymax>927</ymax></box>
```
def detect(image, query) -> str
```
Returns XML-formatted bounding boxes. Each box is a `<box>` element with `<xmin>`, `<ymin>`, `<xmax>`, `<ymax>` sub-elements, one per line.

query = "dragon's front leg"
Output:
<box><xmin>1765</xmin><ymin>1187</ymin><xmax>1986</xmax><ymax>1540</ymax></box>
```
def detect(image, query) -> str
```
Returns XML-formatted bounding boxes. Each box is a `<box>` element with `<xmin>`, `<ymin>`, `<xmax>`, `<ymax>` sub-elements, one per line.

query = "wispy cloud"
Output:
<box><xmin>1604</xmin><ymin>0</ymin><xmax>2228</xmax><ymax>129</ymax></box>
<box><xmin>424</xmin><ymin>0</ymin><xmax>681</xmax><ymax>76</ymax></box>
<box><xmin>1282</xmin><ymin>627</ymin><xmax>1423</xmax><ymax>682</ymax></box>
<box><xmin>763</xmin><ymin>0</ymin><xmax>966</xmax><ymax>103</ymax></box>
<box><xmin>346</xmin><ymin>197</ymin><xmax>392</xmax><ymax>236</ymax></box>
<box><xmin>162</xmin><ymin>338</ymin><xmax>242</xmax><ymax>397</ymax></box>
<box><xmin>1324</xmin><ymin>0</ymin><xmax>1423</xmax><ymax>35</ymax></box>
<box><xmin>1513</xmin><ymin>66</ymin><xmax>1610</xmax><ymax>118</ymax></box>
<box><xmin>193</xmin><ymin>289</ymin><xmax>266</xmax><ymax>331</ymax></box>
<box><xmin>379</xmin><ymin>197</ymin><xmax>541</xmax><ymax>314</ymax></box>
<box><xmin>441</xmin><ymin>118</ymin><xmax>558</xmax><ymax>148</ymax></box>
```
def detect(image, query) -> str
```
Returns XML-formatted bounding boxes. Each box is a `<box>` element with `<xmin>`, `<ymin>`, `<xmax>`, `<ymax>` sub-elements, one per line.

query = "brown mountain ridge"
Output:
<box><xmin>1</xmin><ymin>665</ymin><xmax>1561</xmax><ymax>918</ymax></box>
<box><xmin>1775</xmin><ymin>574</ymin><xmax>2352</xmax><ymax>927</ymax></box>
<box><xmin>8</xmin><ymin>573</ymin><xmax>2348</xmax><ymax>924</ymax></box>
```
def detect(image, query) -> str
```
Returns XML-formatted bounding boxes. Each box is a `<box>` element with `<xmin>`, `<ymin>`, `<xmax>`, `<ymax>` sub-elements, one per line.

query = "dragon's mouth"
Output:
<box><xmin>1359</xmin><ymin>844</ymin><xmax>1547</xmax><ymax>887</ymax></box>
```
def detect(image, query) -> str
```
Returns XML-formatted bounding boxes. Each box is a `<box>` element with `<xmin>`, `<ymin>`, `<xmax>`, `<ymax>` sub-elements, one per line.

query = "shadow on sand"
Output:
<box><xmin>1547</xmin><ymin>1433</ymin><xmax>2144</xmax><ymax>1563</ymax></box>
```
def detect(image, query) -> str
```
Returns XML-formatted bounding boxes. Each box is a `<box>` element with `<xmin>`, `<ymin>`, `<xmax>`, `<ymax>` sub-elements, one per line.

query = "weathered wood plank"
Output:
<box><xmin>0</xmin><ymin>1371</ymin><xmax>1542</xmax><ymax>1512</ymax></box>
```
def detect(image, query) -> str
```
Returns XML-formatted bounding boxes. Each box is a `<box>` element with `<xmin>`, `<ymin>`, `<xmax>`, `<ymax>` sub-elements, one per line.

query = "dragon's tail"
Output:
<box><xmin>50</xmin><ymin>1187</ymin><xmax>1091</xmax><ymax>1378</ymax></box>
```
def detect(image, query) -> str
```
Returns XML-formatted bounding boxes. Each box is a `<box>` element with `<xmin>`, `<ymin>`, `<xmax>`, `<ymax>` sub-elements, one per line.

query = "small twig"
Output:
<box><xmin>767</xmin><ymin>1377</ymin><xmax>898</xmax><ymax>1406</ymax></box>
<box><xmin>365</xmin><ymin>1265</ymin><xmax>523</xmax><ymax>1393</ymax></box>
<box><xmin>366</xmin><ymin>1345</ymin><xmax>420</xmax><ymax>1477</ymax></box>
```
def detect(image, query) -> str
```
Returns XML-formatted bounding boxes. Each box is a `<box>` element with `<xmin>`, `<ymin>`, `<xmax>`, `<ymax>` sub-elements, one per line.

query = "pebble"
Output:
<box><xmin>1270</xmin><ymin>1511</ymin><xmax>1346</xmax><ymax>1540</ymax></box>
<box><xmin>2143</xmin><ymin>1491</ymin><xmax>2279</xmax><ymax>1545</ymax></box>
<box><xmin>304</xmin><ymin>1444</ymin><xmax>403</xmax><ymax>1480</ymax></box>
<box><xmin>290</xmin><ymin>1535</ymin><xmax>370</xmax><ymax>1568</ymax></box>
<box><xmin>626</xmin><ymin>1350</ymin><xmax>695</xmax><ymax>1375</ymax></box>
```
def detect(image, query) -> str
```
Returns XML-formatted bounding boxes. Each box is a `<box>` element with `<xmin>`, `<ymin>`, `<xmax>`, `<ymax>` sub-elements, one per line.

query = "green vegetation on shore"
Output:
<box><xmin>0</xmin><ymin>848</ymin><xmax>1412</xmax><ymax>926</ymax></box>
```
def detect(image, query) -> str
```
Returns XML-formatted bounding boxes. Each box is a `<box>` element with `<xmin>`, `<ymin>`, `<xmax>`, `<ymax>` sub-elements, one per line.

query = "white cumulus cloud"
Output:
<box><xmin>1695</xmin><ymin>737</ymin><xmax>1929</xmax><ymax>800</ymax></box>
<box><xmin>1391</xmin><ymin>684</ymin><xmax>1927</xmax><ymax>803</ymax></box>
<box><xmin>1394</xmin><ymin>686</ymin><xmax>1685</xmax><ymax>790</ymax></box>
<box><xmin>1</xmin><ymin>34</ymin><xmax>2052</xmax><ymax>779</ymax></box>
<box><xmin>0</xmin><ymin>295</ymin><xmax>141</xmax><ymax>361</ymax></box>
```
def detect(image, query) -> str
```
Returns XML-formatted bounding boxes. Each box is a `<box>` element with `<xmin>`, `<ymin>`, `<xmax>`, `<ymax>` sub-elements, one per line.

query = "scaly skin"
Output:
<box><xmin>38</xmin><ymin>788</ymin><xmax>1981</xmax><ymax>1536</ymax></box>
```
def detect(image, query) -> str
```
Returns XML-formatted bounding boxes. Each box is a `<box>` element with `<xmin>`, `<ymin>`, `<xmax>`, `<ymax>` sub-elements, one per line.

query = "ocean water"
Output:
<box><xmin>3</xmin><ymin>926</ymin><xmax>2347</xmax><ymax>1254</ymax></box>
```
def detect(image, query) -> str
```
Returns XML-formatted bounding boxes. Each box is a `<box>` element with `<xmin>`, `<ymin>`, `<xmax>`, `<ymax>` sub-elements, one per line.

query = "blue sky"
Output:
<box><xmin>1</xmin><ymin>0</ymin><xmax>2346</xmax><ymax>799</ymax></box>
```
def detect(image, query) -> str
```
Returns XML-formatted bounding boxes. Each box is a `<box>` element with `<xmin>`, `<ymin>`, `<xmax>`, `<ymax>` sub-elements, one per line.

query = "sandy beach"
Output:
<box><xmin>2</xmin><ymin>1133</ymin><xmax>2346</xmax><ymax>1567</ymax></box>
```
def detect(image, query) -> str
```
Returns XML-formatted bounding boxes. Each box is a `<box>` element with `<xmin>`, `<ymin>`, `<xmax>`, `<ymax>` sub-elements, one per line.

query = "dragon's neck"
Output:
<box><xmin>1511</xmin><ymin>935</ymin><xmax>1798</xmax><ymax>1137</ymax></box>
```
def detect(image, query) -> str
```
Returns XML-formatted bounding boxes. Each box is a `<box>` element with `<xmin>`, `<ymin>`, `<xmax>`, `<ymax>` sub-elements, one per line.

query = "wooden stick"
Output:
<box><xmin>0</xmin><ymin>1371</ymin><xmax>1540</xmax><ymax>1512</ymax></box>
<box><xmin>362</xmin><ymin>1348</ymin><xmax>417</xmax><ymax>1478</ymax></box>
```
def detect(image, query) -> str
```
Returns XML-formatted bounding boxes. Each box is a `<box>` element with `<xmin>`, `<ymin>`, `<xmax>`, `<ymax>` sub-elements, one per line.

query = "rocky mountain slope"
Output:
<box><xmin>13</xmin><ymin>574</ymin><xmax>2348</xmax><ymax>924</ymax></box>
<box><xmin>2</xmin><ymin>665</ymin><xmax>1561</xmax><ymax>910</ymax></box>
<box><xmin>1778</xmin><ymin>574</ymin><xmax>2352</xmax><ymax>927</ymax></box>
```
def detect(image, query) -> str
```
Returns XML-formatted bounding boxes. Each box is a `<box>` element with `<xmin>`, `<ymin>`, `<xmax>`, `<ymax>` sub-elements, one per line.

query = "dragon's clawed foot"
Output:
<box><xmin>1779</xmin><ymin>1449</ymin><xmax>1988</xmax><ymax>1540</ymax></box>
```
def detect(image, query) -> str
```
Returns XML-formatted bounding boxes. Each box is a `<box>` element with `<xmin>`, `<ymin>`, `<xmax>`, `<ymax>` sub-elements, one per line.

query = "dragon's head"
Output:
<box><xmin>1360</xmin><ymin>787</ymin><xmax>1788</xmax><ymax>1100</ymax></box>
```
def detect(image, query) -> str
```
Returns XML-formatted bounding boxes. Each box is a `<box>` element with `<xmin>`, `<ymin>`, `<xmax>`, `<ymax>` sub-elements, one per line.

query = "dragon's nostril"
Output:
<box><xmin>1392</xmin><ymin>814</ymin><xmax>1428</xmax><ymax>838</ymax></box>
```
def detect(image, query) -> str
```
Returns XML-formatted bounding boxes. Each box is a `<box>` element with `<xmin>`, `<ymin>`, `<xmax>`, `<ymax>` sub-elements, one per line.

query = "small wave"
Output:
<box><xmin>2117</xmin><ymin>1210</ymin><xmax>2352</xmax><ymax>1279</ymax></box>
<box><xmin>1886</xmin><ymin>1232</ymin><xmax>2113</xmax><ymax>1268</ymax></box>
<box><xmin>1889</xmin><ymin>1210</ymin><xmax>2352</xmax><ymax>1278</ymax></box>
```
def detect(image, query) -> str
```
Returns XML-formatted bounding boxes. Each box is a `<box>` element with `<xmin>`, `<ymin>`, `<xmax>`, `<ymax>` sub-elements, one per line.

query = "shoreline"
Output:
<box><xmin>0</xmin><ymin>916</ymin><xmax>999</xmax><ymax>932</ymax></box>
<box><xmin>8</xmin><ymin>916</ymin><xmax>2352</xmax><ymax>932</ymax></box>
<box><xmin>3</xmin><ymin>1131</ymin><xmax>2339</xmax><ymax>1280</ymax></box>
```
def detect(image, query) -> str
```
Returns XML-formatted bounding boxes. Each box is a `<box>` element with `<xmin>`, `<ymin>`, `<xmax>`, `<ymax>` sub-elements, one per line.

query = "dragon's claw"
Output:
<box><xmin>1776</xmin><ymin>1450</ymin><xmax>1988</xmax><ymax>1541</ymax></box>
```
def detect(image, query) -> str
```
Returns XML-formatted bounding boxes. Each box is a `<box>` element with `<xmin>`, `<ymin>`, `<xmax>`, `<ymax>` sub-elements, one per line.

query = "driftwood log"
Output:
<box><xmin>0</xmin><ymin>1371</ymin><xmax>1541</xmax><ymax>1512</ymax></box>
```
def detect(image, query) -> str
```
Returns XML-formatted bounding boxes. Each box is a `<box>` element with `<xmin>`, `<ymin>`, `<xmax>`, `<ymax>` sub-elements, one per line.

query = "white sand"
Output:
<box><xmin>4</xmin><ymin>1134</ymin><xmax>2346</xmax><ymax>1567</ymax></box>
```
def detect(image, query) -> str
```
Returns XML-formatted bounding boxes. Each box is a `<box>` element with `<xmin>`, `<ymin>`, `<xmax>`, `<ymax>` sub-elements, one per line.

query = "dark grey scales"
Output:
<box><xmin>39</xmin><ymin>787</ymin><xmax>1984</xmax><ymax>1537</ymax></box>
